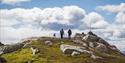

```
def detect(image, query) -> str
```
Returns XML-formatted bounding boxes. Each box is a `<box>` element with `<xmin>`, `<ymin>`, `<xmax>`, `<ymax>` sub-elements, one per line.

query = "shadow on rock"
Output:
<box><xmin>0</xmin><ymin>57</ymin><xmax>7</xmax><ymax>63</ymax></box>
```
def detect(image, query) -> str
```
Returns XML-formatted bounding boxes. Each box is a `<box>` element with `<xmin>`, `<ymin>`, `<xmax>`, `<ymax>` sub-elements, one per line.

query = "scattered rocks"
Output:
<box><xmin>98</xmin><ymin>38</ymin><xmax>110</xmax><ymax>46</ymax></box>
<box><xmin>95</xmin><ymin>43</ymin><xmax>108</xmax><ymax>52</ymax></box>
<box><xmin>60</xmin><ymin>44</ymin><xmax>101</xmax><ymax>59</ymax></box>
<box><xmin>30</xmin><ymin>47</ymin><xmax>39</xmax><ymax>56</ymax></box>
<box><xmin>73</xmin><ymin>40</ymin><xmax>87</xmax><ymax>47</ymax></box>
<box><xmin>82</xmin><ymin>34</ymin><xmax>99</xmax><ymax>42</ymax></box>
<box><xmin>44</xmin><ymin>41</ymin><xmax>53</xmax><ymax>46</ymax></box>
<box><xmin>74</xmin><ymin>33</ymin><xmax>85</xmax><ymax>40</ymax></box>
<box><xmin>23</xmin><ymin>42</ymin><xmax>31</xmax><ymax>48</ymax></box>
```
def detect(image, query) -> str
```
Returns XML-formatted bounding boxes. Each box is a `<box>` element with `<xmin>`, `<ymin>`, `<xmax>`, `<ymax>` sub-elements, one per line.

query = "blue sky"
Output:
<box><xmin>0</xmin><ymin>0</ymin><xmax>125</xmax><ymax>51</ymax></box>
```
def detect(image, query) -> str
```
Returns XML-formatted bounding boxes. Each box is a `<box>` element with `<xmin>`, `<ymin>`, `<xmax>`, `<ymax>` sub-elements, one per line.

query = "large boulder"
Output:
<box><xmin>0</xmin><ymin>43</ymin><xmax>24</xmax><ymax>55</ymax></box>
<box><xmin>60</xmin><ymin>44</ymin><xmax>86</xmax><ymax>54</ymax></box>
<box><xmin>60</xmin><ymin>44</ymin><xmax>101</xmax><ymax>59</ymax></box>
<box><xmin>82</xmin><ymin>34</ymin><xmax>99</xmax><ymax>42</ymax></box>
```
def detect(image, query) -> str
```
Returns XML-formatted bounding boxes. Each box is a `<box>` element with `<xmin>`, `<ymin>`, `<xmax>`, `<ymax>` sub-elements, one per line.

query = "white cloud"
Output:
<box><xmin>41</xmin><ymin>6</ymin><xmax>86</xmax><ymax>25</ymax></box>
<box><xmin>116</xmin><ymin>11</ymin><xmax>125</xmax><ymax>24</ymax></box>
<box><xmin>84</xmin><ymin>12</ymin><xmax>104</xmax><ymax>24</ymax></box>
<box><xmin>0</xmin><ymin>0</ymin><xmax>31</xmax><ymax>5</ymax></box>
<box><xmin>0</xmin><ymin>19</ymin><xmax>20</xmax><ymax>27</ymax></box>
<box><xmin>0</xmin><ymin>6</ymin><xmax>85</xmax><ymax>26</ymax></box>
<box><xmin>0</xmin><ymin>5</ymin><xmax>125</xmax><ymax>51</ymax></box>
<box><xmin>0</xmin><ymin>6</ymin><xmax>86</xmax><ymax>43</ymax></box>
<box><xmin>0</xmin><ymin>26</ymin><xmax>58</xmax><ymax>44</ymax></box>
<box><xmin>92</xmin><ymin>20</ymin><xmax>109</xmax><ymax>29</ymax></box>
<box><xmin>96</xmin><ymin>3</ymin><xmax>125</xmax><ymax>13</ymax></box>
<box><xmin>83</xmin><ymin>12</ymin><xmax>109</xmax><ymax>29</ymax></box>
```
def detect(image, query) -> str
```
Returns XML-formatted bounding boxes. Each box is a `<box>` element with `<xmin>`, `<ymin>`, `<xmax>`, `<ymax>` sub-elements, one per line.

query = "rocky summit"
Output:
<box><xmin>0</xmin><ymin>32</ymin><xmax>125</xmax><ymax>63</ymax></box>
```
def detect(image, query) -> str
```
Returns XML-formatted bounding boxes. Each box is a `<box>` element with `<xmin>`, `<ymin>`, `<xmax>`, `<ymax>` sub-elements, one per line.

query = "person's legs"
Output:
<box><xmin>68</xmin><ymin>34</ymin><xmax>71</xmax><ymax>39</ymax></box>
<box><xmin>61</xmin><ymin>34</ymin><xmax>63</xmax><ymax>39</ymax></box>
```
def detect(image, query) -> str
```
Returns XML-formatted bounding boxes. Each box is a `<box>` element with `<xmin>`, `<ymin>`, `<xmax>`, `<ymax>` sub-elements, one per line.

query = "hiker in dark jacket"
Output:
<box><xmin>60</xmin><ymin>29</ymin><xmax>64</xmax><ymax>39</ymax></box>
<box><xmin>68</xmin><ymin>29</ymin><xmax>72</xmax><ymax>39</ymax></box>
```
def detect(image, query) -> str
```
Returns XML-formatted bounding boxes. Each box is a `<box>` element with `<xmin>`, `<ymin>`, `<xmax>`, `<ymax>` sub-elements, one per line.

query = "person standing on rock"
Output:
<box><xmin>60</xmin><ymin>29</ymin><xmax>64</xmax><ymax>39</ymax></box>
<box><xmin>68</xmin><ymin>29</ymin><xmax>72</xmax><ymax>39</ymax></box>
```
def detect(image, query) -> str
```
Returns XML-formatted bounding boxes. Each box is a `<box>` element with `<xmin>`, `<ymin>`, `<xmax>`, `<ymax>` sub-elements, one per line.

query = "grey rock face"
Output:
<box><xmin>98</xmin><ymin>38</ymin><xmax>110</xmax><ymax>46</ymax></box>
<box><xmin>74</xmin><ymin>33</ymin><xmax>85</xmax><ymax>40</ymax></box>
<box><xmin>82</xmin><ymin>34</ymin><xmax>99</xmax><ymax>42</ymax></box>
<box><xmin>0</xmin><ymin>43</ymin><xmax>24</xmax><ymax>55</ymax></box>
<box><xmin>95</xmin><ymin>43</ymin><xmax>108</xmax><ymax>52</ymax></box>
<box><xmin>60</xmin><ymin>44</ymin><xmax>86</xmax><ymax>54</ymax></box>
<box><xmin>73</xmin><ymin>40</ymin><xmax>87</xmax><ymax>47</ymax></box>
<box><xmin>0</xmin><ymin>42</ymin><xmax>4</xmax><ymax>46</ymax></box>
<box><xmin>109</xmin><ymin>45</ymin><xmax>119</xmax><ymax>51</ymax></box>
<box><xmin>60</xmin><ymin>44</ymin><xmax>101</xmax><ymax>59</ymax></box>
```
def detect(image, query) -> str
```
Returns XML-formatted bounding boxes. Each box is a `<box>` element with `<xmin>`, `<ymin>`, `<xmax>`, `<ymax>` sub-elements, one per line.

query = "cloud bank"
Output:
<box><xmin>96</xmin><ymin>3</ymin><xmax>125</xmax><ymax>13</ymax></box>
<box><xmin>0</xmin><ymin>5</ymin><xmax>125</xmax><ymax>51</ymax></box>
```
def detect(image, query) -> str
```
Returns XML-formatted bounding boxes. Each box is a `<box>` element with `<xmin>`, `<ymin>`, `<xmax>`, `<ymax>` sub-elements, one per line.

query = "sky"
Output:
<box><xmin>0</xmin><ymin>0</ymin><xmax>125</xmax><ymax>51</ymax></box>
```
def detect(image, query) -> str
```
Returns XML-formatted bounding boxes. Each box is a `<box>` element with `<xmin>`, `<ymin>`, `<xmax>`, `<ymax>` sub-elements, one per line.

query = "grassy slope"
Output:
<box><xmin>1</xmin><ymin>37</ymin><xmax>125</xmax><ymax>63</ymax></box>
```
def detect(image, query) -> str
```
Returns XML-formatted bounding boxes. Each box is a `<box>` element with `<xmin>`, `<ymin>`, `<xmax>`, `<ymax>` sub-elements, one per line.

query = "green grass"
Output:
<box><xmin>1</xmin><ymin>37</ymin><xmax>125</xmax><ymax>63</ymax></box>
<box><xmin>1</xmin><ymin>48</ymin><xmax>32</xmax><ymax>63</ymax></box>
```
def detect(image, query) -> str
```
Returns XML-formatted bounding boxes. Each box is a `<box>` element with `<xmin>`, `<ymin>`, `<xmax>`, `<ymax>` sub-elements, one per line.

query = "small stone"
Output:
<box><xmin>30</xmin><ymin>47</ymin><xmax>39</xmax><ymax>56</ymax></box>
<box><xmin>44</xmin><ymin>41</ymin><xmax>53</xmax><ymax>46</ymax></box>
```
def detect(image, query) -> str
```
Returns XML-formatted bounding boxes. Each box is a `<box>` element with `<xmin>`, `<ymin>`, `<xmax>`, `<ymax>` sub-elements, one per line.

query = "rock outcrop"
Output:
<box><xmin>60</xmin><ymin>44</ymin><xmax>101</xmax><ymax>59</ymax></box>
<box><xmin>60</xmin><ymin>44</ymin><xmax>86</xmax><ymax>54</ymax></box>
<box><xmin>95</xmin><ymin>43</ymin><xmax>108</xmax><ymax>52</ymax></box>
<box><xmin>82</xmin><ymin>34</ymin><xmax>99</xmax><ymax>42</ymax></box>
<box><xmin>1</xmin><ymin>31</ymin><xmax>125</xmax><ymax>63</ymax></box>
<box><xmin>73</xmin><ymin>31</ymin><xmax>116</xmax><ymax>52</ymax></box>
<box><xmin>59</xmin><ymin>31</ymin><xmax>123</xmax><ymax>59</ymax></box>
<box><xmin>0</xmin><ymin>43</ymin><xmax>24</xmax><ymax>55</ymax></box>
<box><xmin>0</xmin><ymin>42</ymin><xmax>4</xmax><ymax>46</ymax></box>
